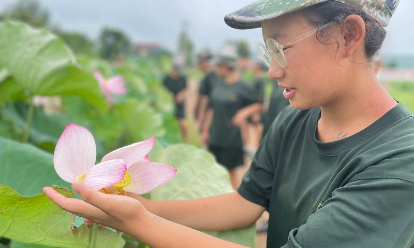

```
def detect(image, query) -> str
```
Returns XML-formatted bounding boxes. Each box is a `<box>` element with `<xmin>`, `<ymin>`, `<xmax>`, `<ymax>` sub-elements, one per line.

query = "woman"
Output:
<box><xmin>45</xmin><ymin>0</ymin><xmax>414</xmax><ymax>247</ymax></box>
<box><xmin>196</xmin><ymin>50</ymin><xmax>219</xmax><ymax>129</ymax></box>
<box><xmin>163</xmin><ymin>63</ymin><xmax>188</xmax><ymax>141</ymax></box>
<box><xmin>201</xmin><ymin>55</ymin><xmax>262</xmax><ymax>189</ymax></box>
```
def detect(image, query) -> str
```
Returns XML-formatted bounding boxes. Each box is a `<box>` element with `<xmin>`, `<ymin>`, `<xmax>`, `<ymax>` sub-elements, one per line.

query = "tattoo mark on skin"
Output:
<box><xmin>337</xmin><ymin>132</ymin><xmax>348</xmax><ymax>140</ymax></box>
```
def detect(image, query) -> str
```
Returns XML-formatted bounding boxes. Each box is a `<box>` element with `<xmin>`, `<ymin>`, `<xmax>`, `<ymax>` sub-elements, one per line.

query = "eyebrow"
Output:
<box><xmin>270</xmin><ymin>31</ymin><xmax>287</xmax><ymax>40</ymax></box>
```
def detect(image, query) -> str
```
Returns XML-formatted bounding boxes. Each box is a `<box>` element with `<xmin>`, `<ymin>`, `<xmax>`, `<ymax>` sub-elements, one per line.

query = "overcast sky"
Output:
<box><xmin>1</xmin><ymin>0</ymin><xmax>413</xmax><ymax>56</ymax></box>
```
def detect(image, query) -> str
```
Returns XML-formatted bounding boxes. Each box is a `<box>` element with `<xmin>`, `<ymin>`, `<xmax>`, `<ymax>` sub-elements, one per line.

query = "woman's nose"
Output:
<box><xmin>267</xmin><ymin>60</ymin><xmax>284</xmax><ymax>79</ymax></box>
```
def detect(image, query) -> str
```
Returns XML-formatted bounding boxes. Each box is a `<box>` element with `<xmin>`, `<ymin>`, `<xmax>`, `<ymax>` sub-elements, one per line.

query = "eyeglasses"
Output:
<box><xmin>263</xmin><ymin>22</ymin><xmax>333</xmax><ymax>68</ymax></box>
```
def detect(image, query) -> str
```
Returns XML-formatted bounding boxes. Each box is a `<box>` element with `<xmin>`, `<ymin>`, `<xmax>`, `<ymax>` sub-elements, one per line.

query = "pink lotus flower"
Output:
<box><xmin>54</xmin><ymin>124</ymin><xmax>177</xmax><ymax>194</ymax></box>
<box><xmin>93</xmin><ymin>71</ymin><xmax>127</xmax><ymax>105</ymax></box>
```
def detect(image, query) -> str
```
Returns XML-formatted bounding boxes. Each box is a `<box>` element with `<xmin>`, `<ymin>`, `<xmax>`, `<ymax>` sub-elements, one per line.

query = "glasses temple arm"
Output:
<box><xmin>284</xmin><ymin>22</ymin><xmax>333</xmax><ymax>48</ymax></box>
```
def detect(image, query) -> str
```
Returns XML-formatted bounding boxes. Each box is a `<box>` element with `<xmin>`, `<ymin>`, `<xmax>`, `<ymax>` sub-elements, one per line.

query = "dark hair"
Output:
<box><xmin>301</xmin><ymin>1</ymin><xmax>387</xmax><ymax>61</ymax></box>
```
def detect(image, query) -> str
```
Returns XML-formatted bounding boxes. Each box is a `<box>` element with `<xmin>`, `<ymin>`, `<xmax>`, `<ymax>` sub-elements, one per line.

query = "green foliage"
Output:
<box><xmin>0</xmin><ymin>21</ymin><xmax>107</xmax><ymax>109</ymax></box>
<box><xmin>149</xmin><ymin>144</ymin><xmax>256</xmax><ymax>247</ymax></box>
<box><xmin>118</xmin><ymin>99</ymin><xmax>165</xmax><ymax>144</ymax></box>
<box><xmin>11</xmin><ymin>241</ymin><xmax>51</xmax><ymax>248</ymax></box>
<box><xmin>57</xmin><ymin>31</ymin><xmax>94</xmax><ymax>55</ymax></box>
<box><xmin>0</xmin><ymin>78</ymin><xmax>26</xmax><ymax>102</ymax></box>
<box><xmin>237</xmin><ymin>40</ymin><xmax>251</xmax><ymax>58</ymax></box>
<box><xmin>1</xmin><ymin>102</ymin><xmax>73</xmax><ymax>152</ymax></box>
<box><xmin>387</xmin><ymin>81</ymin><xmax>414</xmax><ymax>113</ymax></box>
<box><xmin>0</xmin><ymin>138</ymin><xmax>70</xmax><ymax>195</ymax></box>
<box><xmin>98</xmin><ymin>27</ymin><xmax>131</xmax><ymax>61</ymax></box>
<box><xmin>185</xmin><ymin>117</ymin><xmax>202</xmax><ymax>148</ymax></box>
<box><xmin>160</xmin><ymin>113</ymin><xmax>182</xmax><ymax>144</ymax></box>
<box><xmin>0</xmin><ymin>0</ymin><xmax>50</xmax><ymax>28</ymax></box>
<box><xmin>0</xmin><ymin>185</ymin><xmax>124</xmax><ymax>248</ymax></box>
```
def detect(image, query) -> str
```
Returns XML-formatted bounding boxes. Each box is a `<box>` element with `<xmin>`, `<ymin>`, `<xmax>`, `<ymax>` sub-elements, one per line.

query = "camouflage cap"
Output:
<box><xmin>213</xmin><ymin>55</ymin><xmax>238</xmax><ymax>69</ymax></box>
<box><xmin>224</xmin><ymin>0</ymin><xmax>399</xmax><ymax>29</ymax></box>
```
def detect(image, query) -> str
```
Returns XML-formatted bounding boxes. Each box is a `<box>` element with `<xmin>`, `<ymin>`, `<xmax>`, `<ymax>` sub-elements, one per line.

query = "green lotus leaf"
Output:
<box><xmin>0</xmin><ymin>185</ymin><xmax>124</xmax><ymax>248</ymax></box>
<box><xmin>0</xmin><ymin>78</ymin><xmax>26</xmax><ymax>102</ymax></box>
<box><xmin>0</xmin><ymin>138</ymin><xmax>70</xmax><ymax>196</ymax></box>
<box><xmin>149</xmin><ymin>144</ymin><xmax>256</xmax><ymax>247</ymax></box>
<box><xmin>160</xmin><ymin>113</ymin><xmax>181</xmax><ymax>144</ymax></box>
<box><xmin>0</xmin><ymin>21</ymin><xmax>107</xmax><ymax>109</ymax></box>
<box><xmin>1</xmin><ymin>103</ymin><xmax>73</xmax><ymax>152</ymax></box>
<box><xmin>0</xmin><ymin>68</ymin><xmax>9</xmax><ymax>83</ymax></box>
<box><xmin>117</xmin><ymin>99</ymin><xmax>165</xmax><ymax>144</ymax></box>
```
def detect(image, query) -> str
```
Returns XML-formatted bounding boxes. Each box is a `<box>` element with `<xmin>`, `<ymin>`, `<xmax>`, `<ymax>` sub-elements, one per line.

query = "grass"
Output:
<box><xmin>386</xmin><ymin>81</ymin><xmax>414</xmax><ymax>113</ymax></box>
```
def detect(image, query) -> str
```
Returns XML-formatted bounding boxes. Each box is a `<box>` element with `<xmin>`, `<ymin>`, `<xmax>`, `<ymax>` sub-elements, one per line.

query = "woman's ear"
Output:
<box><xmin>341</xmin><ymin>14</ymin><xmax>366</xmax><ymax>58</ymax></box>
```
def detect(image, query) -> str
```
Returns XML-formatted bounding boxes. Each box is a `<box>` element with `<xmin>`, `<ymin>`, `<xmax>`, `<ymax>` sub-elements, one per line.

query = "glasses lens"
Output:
<box><xmin>261</xmin><ymin>45</ymin><xmax>271</xmax><ymax>66</ymax></box>
<box><xmin>265</xmin><ymin>38</ymin><xmax>287</xmax><ymax>67</ymax></box>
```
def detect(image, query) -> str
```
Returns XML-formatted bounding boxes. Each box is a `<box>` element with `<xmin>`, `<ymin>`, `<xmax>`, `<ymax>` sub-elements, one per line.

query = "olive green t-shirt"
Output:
<box><xmin>253</xmin><ymin>77</ymin><xmax>265</xmax><ymax>103</ymax></box>
<box><xmin>198</xmin><ymin>71</ymin><xmax>218</xmax><ymax>97</ymax></box>
<box><xmin>163</xmin><ymin>74</ymin><xmax>186</xmax><ymax>97</ymax></box>
<box><xmin>239</xmin><ymin>104</ymin><xmax>414</xmax><ymax>248</ymax></box>
<box><xmin>209</xmin><ymin>81</ymin><xmax>260</xmax><ymax>148</ymax></box>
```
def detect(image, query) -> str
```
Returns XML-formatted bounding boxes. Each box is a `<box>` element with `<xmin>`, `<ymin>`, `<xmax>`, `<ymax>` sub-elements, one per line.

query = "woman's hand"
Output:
<box><xmin>231</xmin><ymin>110</ymin><xmax>248</xmax><ymax>127</ymax></box>
<box><xmin>43</xmin><ymin>183</ymin><xmax>149</xmax><ymax>235</ymax></box>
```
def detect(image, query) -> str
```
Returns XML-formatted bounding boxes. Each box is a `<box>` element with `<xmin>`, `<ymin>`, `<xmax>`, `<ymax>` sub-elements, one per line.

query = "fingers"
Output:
<box><xmin>71</xmin><ymin>183</ymin><xmax>112</xmax><ymax>212</ymax></box>
<box><xmin>72</xmin><ymin>183</ymin><xmax>131</xmax><ymax>215</ymax></box>
<box><xmin>84</xmin><ymin>218</ymin><xmax>106</xmax><ymax>228</ymax></box>
<box><xmin>84</xmin><ymin>218</ymin><xmax>94</xmax><ymax>227</ymax></box>
<box><xmin>125</xmin><ymin>191</ymin><xmax>141</xmax><ymax>200</ymax></box>
<box><xmin>43</xmin><ymin>186</ymin><xmax>107</xmax><ymax>221</ymax></box>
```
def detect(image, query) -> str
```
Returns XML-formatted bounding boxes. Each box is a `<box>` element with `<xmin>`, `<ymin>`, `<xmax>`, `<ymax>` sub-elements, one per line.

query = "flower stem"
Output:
<box><xmin>90</xmin><ymin>223</ymin><xmax>98</xmax><ymax>248</ymax></box>
<box><xmin>22</xmin><ymin>99</ymin><xmax>34</xmax><ymax>143</ymax></box>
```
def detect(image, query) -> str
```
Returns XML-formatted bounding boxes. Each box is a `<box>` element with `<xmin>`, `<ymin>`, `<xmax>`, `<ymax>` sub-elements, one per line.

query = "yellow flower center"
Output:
<box><xmin>75</xmin><ymin>173</ymin><xmax>87</xmax><ymax>183</ymax></box>
<box><xmin>113</xmin><ymin>171</ymin><xmax>131</xmax><ymax>188</ymax></box>
<box><xmin>74</xmin><ymin>171</ymin><xmax>131</xmax><ymax>196</ymax></box>
<box><xmin>100</xmin><ymin>187</ymin><xmax>126</xmax><ymax>195</ymax></box>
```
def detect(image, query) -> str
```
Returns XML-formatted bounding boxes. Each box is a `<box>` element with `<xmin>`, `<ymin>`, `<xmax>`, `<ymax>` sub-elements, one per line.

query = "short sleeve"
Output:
<box><xmin>199</xmin><ymin>75</ymin><xmax>209</xmax><ymax>96</ymax></box>
<box><xmin>283</xmin><ymin>178</ymin><xmax>414</xmax><ymax>248</ymax></box>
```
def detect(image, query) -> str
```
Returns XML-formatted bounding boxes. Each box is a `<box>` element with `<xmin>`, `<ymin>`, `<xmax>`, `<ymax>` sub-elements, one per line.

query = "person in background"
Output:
<box><xmin>45</xmin><ymin>1</ymin><xmax>414</xmax><ymax>247</ymax></box>
<box><xmin>202</xmin><ymin>55</ymin><xmax>262</xmax><ymax>189</ymax></box>
<box><xmin>163</xmin><ymin>62</ymin><xmax>188</xmax><ymax>141</ymax></box>
<box><xmin>255</xmin><ymin>78</ymin><xmax>289</xmax><ymax>233</ymax></box>
<box><xmin>261</xmin><ymin>79</ymin><xmax>290</xmax><ymax>138</ymax></box>
<box><xmin>196</xmin><ymin>50</ymin><xmax>219</xmax><ymax>130</ymax></box>
<box><xmin>247</xmin><ymin>60</ymin><xmax>269</xmax><ymax>150</ymax></box>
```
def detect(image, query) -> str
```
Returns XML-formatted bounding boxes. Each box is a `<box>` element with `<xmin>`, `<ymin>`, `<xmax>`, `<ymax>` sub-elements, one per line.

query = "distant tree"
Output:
<box><xmin>0</xmin><ymin>0</ymin><xmax>50</xmax><ymax>28</ymax></box>
<box><xmin>236</xmin><ymin>40</ymin><xmax>251</xmax><ymax>58</ymax></box>
<box><xmin>58</xmin><ymin>31</ymin><xmax>94</xmax><ymax>55</ymax></box>
<box><xmin>177</xmin><ymin>21</ymin><xmax>194</xmax><ymax>66</ymax></box>
<box><xmin>98</xmin><ymin>27</ymin><xmax>131</xmax><ymax>61</ymax></box>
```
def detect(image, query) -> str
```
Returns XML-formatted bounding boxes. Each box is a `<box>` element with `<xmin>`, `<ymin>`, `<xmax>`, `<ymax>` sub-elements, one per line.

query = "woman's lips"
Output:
<box><xmin>282</xmin><ymin>87</ymin><xmax>296</xmax><ymax>99</ymax></box>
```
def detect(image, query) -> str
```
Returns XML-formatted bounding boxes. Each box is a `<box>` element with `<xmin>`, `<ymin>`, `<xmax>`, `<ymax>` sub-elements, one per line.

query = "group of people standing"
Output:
<box><xmin>163</xmin><ymin>51</ymin><xmax>289</xmax><ymax>189</ymax></box>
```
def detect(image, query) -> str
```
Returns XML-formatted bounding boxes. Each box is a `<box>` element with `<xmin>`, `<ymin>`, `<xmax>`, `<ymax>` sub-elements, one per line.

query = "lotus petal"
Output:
<box><xmin>143</xmin><ymin>155</ymin><xmax>150</xmax><ymax>162</ymax></box>
<box><xmin>124</xmin><ymin>161</ymin><xmax>177</xmax><ymax>194</ymax></box>
<box><xmin>107</xmin><ymin>76</ymin><xmax>127</xmax><ymax>95</ymax></box>
<box><xmin>93</xmin><ymin>71</ymin><xmax>105</xmax><ymax>88</ymax></box>
<box><xmin>54</xmin><ymin>124</ymin><xmax>96</xmax><ymax>183</ymax></box>
<box><xmin>102</xmin><ymin>137</ymin><xmax>155</xmax><ymax>168</ymax></box>
<box><xmin>84</xmin><ymin>159</ymin><xmax>127</xmax><ymax>190</ymax></box>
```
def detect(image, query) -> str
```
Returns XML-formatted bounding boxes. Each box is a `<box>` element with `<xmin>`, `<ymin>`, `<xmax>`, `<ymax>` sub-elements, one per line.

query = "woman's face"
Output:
<box><xmin>215</xmin><ymin>64</ymin><xmax>229</xmax><ymax>78</ymax></box>
<box><xmin>262</xmin><ymin>13</ymin><xmax>348</xmax><ymax>110</ymax></box>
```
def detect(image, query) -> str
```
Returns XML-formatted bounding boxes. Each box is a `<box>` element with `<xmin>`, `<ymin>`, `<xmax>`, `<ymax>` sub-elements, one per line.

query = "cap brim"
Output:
<box><xmin>225</xmin><ymin>0</ymin><xmax>392</xmax><ymax>29</ymax></box>
<box><xmin>224</xmin><ymin>0</ymin><xmax>326</xmax><ymax>30</ymax></box>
